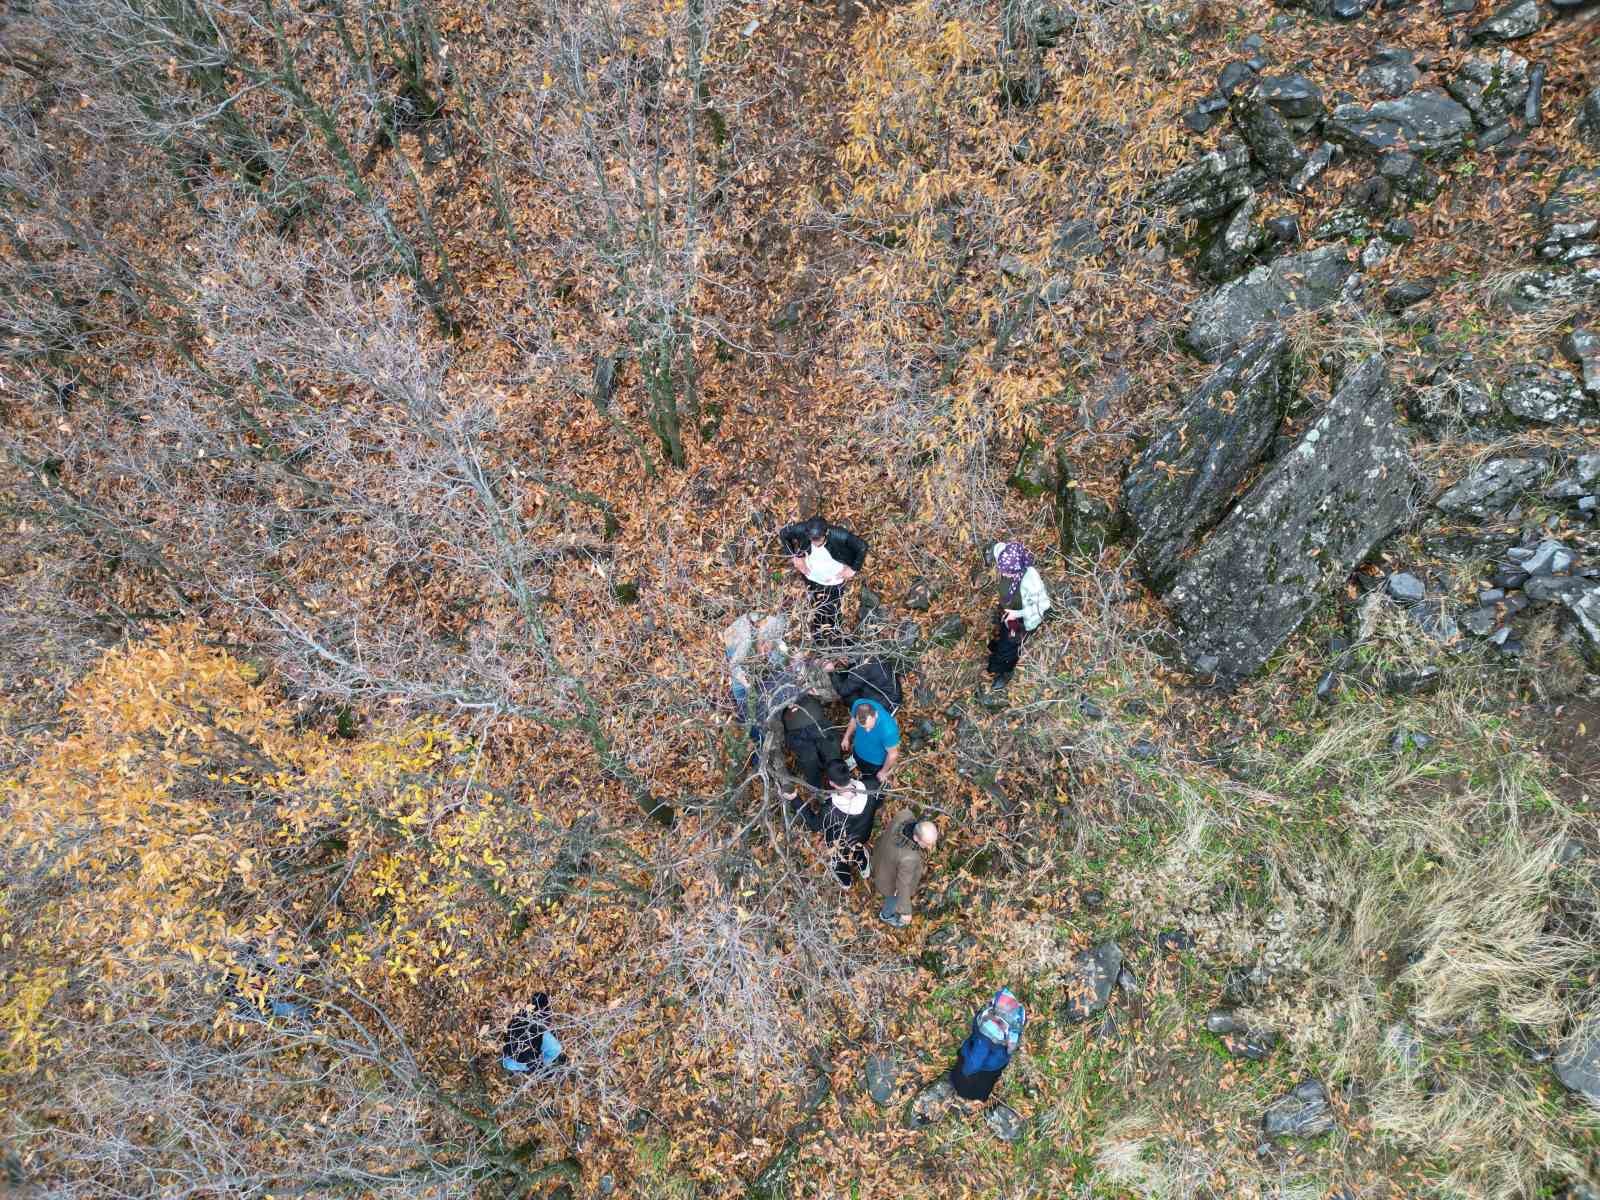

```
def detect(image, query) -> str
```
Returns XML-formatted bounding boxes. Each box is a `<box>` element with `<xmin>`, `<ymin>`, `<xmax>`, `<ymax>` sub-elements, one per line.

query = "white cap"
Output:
<box><xmin>829</xmin><ymin>779</ymin><xmax>868</xmax><ymax>816</ymax></box>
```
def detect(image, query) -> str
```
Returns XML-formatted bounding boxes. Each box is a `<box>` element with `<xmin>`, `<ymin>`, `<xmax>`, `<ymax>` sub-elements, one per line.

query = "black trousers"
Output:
<box><xmin>806</xmin><ymin>580</ymin><xmax>845</xmax><ymax>644</ymax></box>
<box><xmin>786</xmin><ymin>730</ymin><xmax>836</xmax><ymax>790</ymax></box>
<box><xmin>986</xmin><ymin>620</ymin><xmax>1024</xmax><ymax>680</ymax></box>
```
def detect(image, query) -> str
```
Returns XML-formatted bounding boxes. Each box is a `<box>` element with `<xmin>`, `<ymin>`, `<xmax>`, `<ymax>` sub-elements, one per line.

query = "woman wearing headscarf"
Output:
<box><xmin>986</xmin><ymin>541</ymin><xmax>1051</xmax><ymax>690</ymax></box>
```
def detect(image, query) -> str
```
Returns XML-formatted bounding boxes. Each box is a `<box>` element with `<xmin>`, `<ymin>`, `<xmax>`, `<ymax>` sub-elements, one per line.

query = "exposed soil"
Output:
<box><xmin>1543</xmin><ymin>696</ymin><xmax>1600</xmax><ymax>806</ymax></box>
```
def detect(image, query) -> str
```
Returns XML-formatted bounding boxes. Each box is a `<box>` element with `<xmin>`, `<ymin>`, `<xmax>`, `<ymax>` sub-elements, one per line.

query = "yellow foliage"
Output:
<box><xmin>1</xmin><ymin>624</ymin><xmax>541</xmax><ymax>1056</ymax></box>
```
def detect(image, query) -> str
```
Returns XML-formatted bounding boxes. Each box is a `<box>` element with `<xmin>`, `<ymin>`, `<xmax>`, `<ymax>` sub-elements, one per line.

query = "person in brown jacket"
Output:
<box><xmin>870</xmin><ymin>810</ymin><xmax>937</xmax><ymax>927</ymax></box>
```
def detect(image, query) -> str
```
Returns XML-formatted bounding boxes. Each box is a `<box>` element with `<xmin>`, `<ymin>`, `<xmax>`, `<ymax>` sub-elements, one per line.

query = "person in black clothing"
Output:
<box><xmin>778</xmin><ymin>515</ymin><xmax>868</xmax><ymax>643</ymax></box>
<box><xmin>827</xmin><ymin>654</ymin><xmax>901</xmax><ymax>713</ymax></box>
<box><xmin>763</xmin><ymin>688</ymin><xmax>843</xmax><ymax>832</ymax></box>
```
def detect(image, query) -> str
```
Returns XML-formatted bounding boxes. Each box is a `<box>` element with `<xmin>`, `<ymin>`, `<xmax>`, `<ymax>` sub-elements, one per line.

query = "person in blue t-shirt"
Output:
<box><xmin>842</xmin><ymin>698</ymin><xmax>900</xmax><ymax>805</ymax></box>
<box><xmin>502</xmin><ymin>993</ymin><xmax>566</xmax><ymax>1075</ymax></box>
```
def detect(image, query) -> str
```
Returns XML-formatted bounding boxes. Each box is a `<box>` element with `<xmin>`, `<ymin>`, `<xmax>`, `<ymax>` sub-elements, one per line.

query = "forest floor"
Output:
<box><xmin>4</xmin><ymin>0</ymin><xmax>1599</xmax><ymax>1195</ymax></box>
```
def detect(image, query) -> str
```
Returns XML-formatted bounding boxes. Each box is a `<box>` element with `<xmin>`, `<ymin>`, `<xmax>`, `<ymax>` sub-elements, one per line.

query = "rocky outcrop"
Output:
<box><xmin>1447</xmin><ymin>51</ymin><xmax>1531</xmax><ymax>130</ymax></box>
<box><xmin>1536</xmin><ymin>168</ymin><xmax>1599</xmax><ymax>266</ymax></box>
<box><xmin>1122</xmin><ymin>331</ymin><xmax>1289</xmax><ymax>591</ymax></box>
<box><xmin>1325</xmin><ymin>91</ymin><xmax>1474</xmax><ymax>159</ymax></box>
<box><xmin>1502</xmin><ymin>364</ymin><xmax>1593</xmax><ymax>424</ymax></box>
<box><xmin>1147</xmin><ymin>138</ymin><xmax>1253</xmax><ymax>222</ymax></box>
<box><xmin>1165</xmin><ymin>356</ymin><xmax>1415</xmax><ymax>679</ymax></box>
<box><xmin>1230</xmin><ymin>84</ymin><xmax>1307</xmax><ymax>179</ymax></box>
<box><xmin>1197</xmin><ymin>191</ymin><xmax>1270</xmax><ymax>281</ymax></box>
<box><xmin>1184</xmin><ymin>245</ymin><xmax>1356</xmax><ymax>361</ymax></box>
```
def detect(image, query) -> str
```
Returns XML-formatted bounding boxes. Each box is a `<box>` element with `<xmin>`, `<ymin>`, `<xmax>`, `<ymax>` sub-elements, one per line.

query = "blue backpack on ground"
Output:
<box><xmin>958</xmin><ymin>987</ymin><xmax>1026</xmax><ymax>1075</ymax></box>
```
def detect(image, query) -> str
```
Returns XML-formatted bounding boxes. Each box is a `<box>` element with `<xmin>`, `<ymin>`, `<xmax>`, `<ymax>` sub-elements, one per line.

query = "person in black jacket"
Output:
<box><xmin>828</xmin><ymin>654</ymin><xmax>901</xmax><ymax>713</ymax></box>
<box><xmin>761</xmin><ymin>687</ymin><xmax>843</xmax><ymax>832</ymax></box>
<box><xmin>778</xmin><ymin>515</ymin><xmax>868</xmax><ymax>644</ymax></box>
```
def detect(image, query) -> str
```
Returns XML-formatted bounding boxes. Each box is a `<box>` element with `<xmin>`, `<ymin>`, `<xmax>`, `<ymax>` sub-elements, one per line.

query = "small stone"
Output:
<box><xmin>985</xmin><ymin>1103</ymin><xmax>1025</xmax><ymax>1142</ymax></box>
<box><xmin>1290</xmin><ymin>142</ymin><xmax>1335</xmax><ymax>194</ymax></box>
<box><xmin>1385</xmin><ymin>279</ymin><xmax>1436</xmax><ymax>311</ymax></box>
<box><xmin>1525</xmin><ymin>538</ymin><xmax>1575</xmax><ymax>576</ymax></box>
<box><xmin>1347</xmin><ymin>175</ymin><xmax>1393</xmax><ymax>215</ymax></box>
<box><xmin>1436</xmin><ymin>457</ymin><xmax>1548</xmax><ymax>518</ymax></box>
<box><xmin>1266</xmin><ymin>215</ymin><xmax>1301</xmax><ymax>243</ymax></box>
<box><xmin>1229</xmin><ymin>1029</ymin><xmax>1279</xmax><ymax>1061</ymax></box>
<box><xmin>1315</xmin><ymin>668</ymin><xmax>1338</xmax><ymax>702</ymax></box>
<box><xmin>1078</xmin><ymin>697</ymin><xmax>1106</xmax><ymax>720</ymax></box>
<box><xmin>1390</xmin><ymin>728</ymin><xmax>1435</xmax><ymax>752</ymax></box>
<box><xmin>1262</xmin><ymin>1080</ymin><xmax>1336</xmax><ymax>1140</ymax></box>
<box><xmin>1218</xmin><ymin>60</ymin><xmax>1258</xmax><ymax>97</ymax></box>
<box><xmin>1503</xmin><ymin>364</ymin><xmax>1590</xmax><ymax>424</ymax></box>
<box><xmin>1331</xmin><ymin>0</ymin><xmax>1376</xmax><ymax>17</ymax></box>
<box><xmin>1362</xmin><ymin>46</ymin><xmax>1421</xmax><ymax>97</ymax></box>
<box><xmin>930</xmin><ymin>614</ymin><xmax>967</xmax><ymax>645</ymax></box>
<box><xmin>865</xmin><ymin>1053</ymin><xmax>898</xmax><ymax>1106</ymax></box>
<box><xmin>1080</xmin><ymin>887</ymin><xmax>1105</xmax><ymax>912</ymax></box>
<box><xmin>1385</xmin><ymin>667</ymin><xmax>1441</xmax><ymax>695</ymax></box>
<box><xmin>1383</xmin><ymin>217</ymin><xmax>1417</xmax><ymax>243</ymax></box>
<box><xmin>1524</xmin><ymin>63</ymin><xmax>1545</xmax><ymax>126</ymax></box>
<box><xmin>1583</xmin><ymin>87</ymin><xmax>1600</xmax><ymax>147</ymax></box>
<box><xmin>1361</xmin><ymin>239</ymin><xmax>1393</xmax><ymax>269</ymax></box>
<box><xmin>1460</xmin><ymin>607</ymin><xmax>1499</xmax><ymax>636</ymax></box>
<box><xmin>1387</xmin><ymin>572</ymin><xmax>1427</xmax><ymax>603</ymax></box>
<box><xmin>1559</xmin><ymin>327</ymin><xmax>1600</xmax><ymax>396</ymax></box>
<box><xmin>1478</xmin><ymin>588</ymin><xmax>1505</xmax><ymax>604</ymax></box>
<box><xmin>1157</xmin><ymin>929</ymin><xmax>1195</xmax><ymax>954</ymax></box>
<box><xmin>1257</xmin><ymin>73</ymin><xmax>1325</xmax><ymax>122</ymax></box>
<box><xmin>1469</xmin><ymin>0</ymin><xmax>1544</xmax><ymax>42</ymax></box>
<box><xmin>1128</xmin><ymin>739</ymin><xmax>1160</xmax><ymax>762</ymax></box>
<box><xmin>904</xmin><ymin>578</ymin><xmax>934</xmax><ymax>611</ymax></box>
<box><xmin>1207</xmin><ymin>1009</ymin><xmax>1244</xmax><ymax>1035</ymax></box>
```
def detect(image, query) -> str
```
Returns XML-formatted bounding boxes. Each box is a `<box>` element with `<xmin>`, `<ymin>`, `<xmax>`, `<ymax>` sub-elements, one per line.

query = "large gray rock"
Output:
<box><xmin>1326</xmin><ymin>91</ymin><xmax>1474</xmax><ymax>159</ymax></box>
<box><xmin>1447</xmin><ymin>51</ymin><xmax>1532</xmax><ymax>129</ymax></box>
<box><xmin>1123</xmin><ymin>331</ymin><xmax>1288</xmax><ymax>591</ymax></box>
<box><xmin>1184</xmin><ymin>246</ymin><xmax>1357</xmax><ymax>361</ymax></box>
<box><xmin>1502</xmin><ymin>364</ymin><xmax>1592</xmax><ymax>424</ymax></box>
<box><xmin>1231</xmin><ymin>85</ymin><xmax>1307</xmax><ymax>179</ymax></box>
<box><xmin>1435</xmin><ymin>457</ymin><xmax>1548</xmax><ymax>517</ymax></box>
<box><xmin>1555</xmin><ymin>1013</ymin><xmax>1600</xmax><ymax>1102</ymax></box>
<box><xmin>1165</xmin><ymin>356</ymin><xmax>1415</xmax><ymax>679</ymax></box>
<box><xmin>1061</xmin><ymin>941</ymin><xmax>1123</xmax><ymax>1023</ymax></box>
<box><xmin>1147</xmin><ymin>137</ymin><xmax>1254</xmax><ymax>222</ymax></box>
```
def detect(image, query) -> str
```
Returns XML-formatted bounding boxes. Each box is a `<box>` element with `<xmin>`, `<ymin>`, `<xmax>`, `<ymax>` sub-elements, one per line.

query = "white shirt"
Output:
<box><xmin>802</xmin><ymin>543</ymin><xmax>848</xmax><ymax>586</ymax></box>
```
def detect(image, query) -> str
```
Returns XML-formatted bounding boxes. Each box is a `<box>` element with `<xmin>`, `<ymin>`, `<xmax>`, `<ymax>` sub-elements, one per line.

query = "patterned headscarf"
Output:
<box><xmin>995</xmin><ymin>541</ymin><xmax>1035</xmax><ymax>581</ymax></box>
